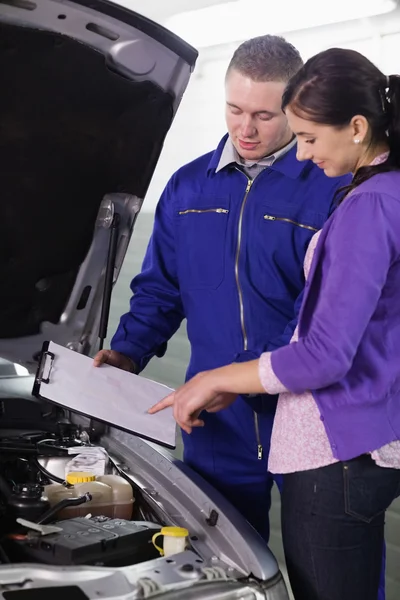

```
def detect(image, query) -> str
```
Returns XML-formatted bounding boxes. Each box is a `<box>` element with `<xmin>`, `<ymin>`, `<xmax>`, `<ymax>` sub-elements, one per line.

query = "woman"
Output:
<box><xmin>150</xmin><ymin>48</ymin><xmax>400</xmax><ymax>600</ymax></box>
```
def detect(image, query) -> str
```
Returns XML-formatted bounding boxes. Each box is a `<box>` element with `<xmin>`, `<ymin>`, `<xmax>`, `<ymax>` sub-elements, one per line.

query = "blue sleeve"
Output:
<box><xmin>111</xmin><ymin>176</ymin><xmax>184</xmax><ymax>372</ymax></box>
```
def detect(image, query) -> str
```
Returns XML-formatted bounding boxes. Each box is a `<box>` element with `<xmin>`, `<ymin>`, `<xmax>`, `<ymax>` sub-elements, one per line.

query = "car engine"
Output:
<box><xmin>0</xmin><ymin>400</ymin><xmax>163</xmax><ymax>568</ymax></box>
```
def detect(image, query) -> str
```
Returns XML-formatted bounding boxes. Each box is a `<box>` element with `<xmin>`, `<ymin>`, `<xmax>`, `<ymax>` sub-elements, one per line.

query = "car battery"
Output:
<box><xmin>7</xmin><ymin>517</ymin><xmax>160</xmax><ymax>567</ymax></box>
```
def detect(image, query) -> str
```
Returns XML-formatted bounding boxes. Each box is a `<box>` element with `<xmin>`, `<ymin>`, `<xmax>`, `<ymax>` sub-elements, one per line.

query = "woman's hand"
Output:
<box><xmin>148</xmin><ymin>371</ymin><xmax>237</xmax><ymax>433</ymax></box>
<box><xmin>148</xmin><ymin>359</ymin><xmax>267</xmax><ymax>433</ymax></box>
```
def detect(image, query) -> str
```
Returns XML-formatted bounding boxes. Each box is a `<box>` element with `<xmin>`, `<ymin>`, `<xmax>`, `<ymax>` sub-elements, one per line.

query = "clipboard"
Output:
<box><xmin>33</xmin><ymin>341</ymin><xmax>176</xmax><ymax>449</ymax></box>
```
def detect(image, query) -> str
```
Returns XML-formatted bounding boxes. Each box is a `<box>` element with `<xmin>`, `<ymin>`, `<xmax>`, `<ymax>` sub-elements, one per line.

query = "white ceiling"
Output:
<box><xmin>120</xmin><ymin>0</ymin><xmax>234</xmax><ymax>24</ymax></box>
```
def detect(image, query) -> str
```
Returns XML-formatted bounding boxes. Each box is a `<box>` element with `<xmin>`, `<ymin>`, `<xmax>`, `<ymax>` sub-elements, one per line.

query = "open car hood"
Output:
<box><xmin>0</xmin><ymin>0</ymin><xmax>197</xmax><ymax>372</ymax></box>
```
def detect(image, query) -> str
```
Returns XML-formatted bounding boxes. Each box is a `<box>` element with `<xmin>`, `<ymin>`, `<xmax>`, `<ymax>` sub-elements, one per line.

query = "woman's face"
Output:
<box><xmin>286</xmin><ymin>108</ymin><xmax>364</xmax><ymax>177</ymax></box>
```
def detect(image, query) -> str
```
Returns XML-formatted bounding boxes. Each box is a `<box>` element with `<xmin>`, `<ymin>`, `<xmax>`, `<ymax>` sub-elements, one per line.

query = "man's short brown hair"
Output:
<box><xmin>227</xmin><ymin>35</ymin><xmax>303</xmax><ymax>83</ymax></box>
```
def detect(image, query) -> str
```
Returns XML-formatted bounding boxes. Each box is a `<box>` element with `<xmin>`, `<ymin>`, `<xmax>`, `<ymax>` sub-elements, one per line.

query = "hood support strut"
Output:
<box><xmin>99</xmin><ymin>213</ymin><xmax>121</xmax><ymax>351</ymax></box>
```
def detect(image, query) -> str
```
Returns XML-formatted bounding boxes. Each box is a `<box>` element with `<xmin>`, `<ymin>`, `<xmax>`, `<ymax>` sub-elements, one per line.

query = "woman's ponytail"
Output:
<box><xmin>386</xmin><ymin>75</ymin><xmax>400</xmax><ymax>166</ymax></box>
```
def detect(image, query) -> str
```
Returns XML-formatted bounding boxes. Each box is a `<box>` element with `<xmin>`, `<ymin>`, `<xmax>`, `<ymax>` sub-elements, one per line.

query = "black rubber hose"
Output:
<box><xmin>37</xmin><ymin>493</ymin><xmax>92</xmax><ymax>525</ymax></box>
<box><xmin>32</xmin><ymin>458</ymin><xmax>66</xmax><ymax>485</ymax></box>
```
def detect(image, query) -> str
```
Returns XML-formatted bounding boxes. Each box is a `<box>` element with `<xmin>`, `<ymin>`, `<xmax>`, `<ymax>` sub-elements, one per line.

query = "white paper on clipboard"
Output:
<box><xmin>34</xmin><ymin>341</ymin><xmax>176</xmax><ymax>448</ymax></box>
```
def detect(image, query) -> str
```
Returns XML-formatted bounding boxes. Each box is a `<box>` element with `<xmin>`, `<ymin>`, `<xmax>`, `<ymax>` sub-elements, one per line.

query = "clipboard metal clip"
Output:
<box><xmin>36</xmin><ymin>351</ymin><xmax>55</xmax><ymax>385</ymax></box>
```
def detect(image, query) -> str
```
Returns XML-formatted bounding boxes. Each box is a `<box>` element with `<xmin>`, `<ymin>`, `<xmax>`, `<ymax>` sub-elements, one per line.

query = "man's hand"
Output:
<box><xmin>148</xmin><ymin>370</ymin><xmax>237</xmax><ymax>434</ymax></box>
<box><xmin>93</xmin><ymin>349</ymin><xmax>137</xmax><ymax>373</ymax></box>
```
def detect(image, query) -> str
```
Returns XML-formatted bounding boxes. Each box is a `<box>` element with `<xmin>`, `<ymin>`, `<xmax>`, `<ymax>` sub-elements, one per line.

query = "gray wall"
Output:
<box><xmin>107</xmin><ymin>213</ymin><xmax>400</xmax><ymax>600</ymax></box>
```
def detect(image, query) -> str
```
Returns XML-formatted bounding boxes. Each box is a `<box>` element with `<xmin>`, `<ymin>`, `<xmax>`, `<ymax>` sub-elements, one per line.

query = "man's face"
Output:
<box><xmin>225</xmin><ymin>69</ymin><xmax>293</xmax><ymax>161</ymax></box>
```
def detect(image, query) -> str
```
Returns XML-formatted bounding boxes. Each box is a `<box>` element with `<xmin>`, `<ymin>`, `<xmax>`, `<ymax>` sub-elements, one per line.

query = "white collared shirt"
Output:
<box><xmin>216</xmin><ymin>136</ymin><xmax>296</xmax><ymax>179</ymax></box>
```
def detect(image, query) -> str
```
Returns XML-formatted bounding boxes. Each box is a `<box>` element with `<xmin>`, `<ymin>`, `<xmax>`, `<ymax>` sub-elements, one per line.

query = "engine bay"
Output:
<box><xmin>0</xmin><ymin>395</ymin><xmax>289</xmax><ymax>600</ymax></box>
<box><xmin>0</xmin><ymin>404</ymin><xmax>165</xmax><ymax>568</ymax></box>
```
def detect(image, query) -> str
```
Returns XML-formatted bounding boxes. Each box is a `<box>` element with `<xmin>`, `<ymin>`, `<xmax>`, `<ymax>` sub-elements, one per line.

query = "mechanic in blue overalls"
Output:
<box><xmin>94</xmin><ymin>35</ymin><xmax>385</xmax><ymax>599</ymax></box>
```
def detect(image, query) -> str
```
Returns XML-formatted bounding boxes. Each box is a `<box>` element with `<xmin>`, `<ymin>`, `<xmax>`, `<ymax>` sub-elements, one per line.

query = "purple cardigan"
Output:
<box><xmin>271</xmin><ymin>171</ymin><xmax>400</xmax><ymax>461</ymax></box>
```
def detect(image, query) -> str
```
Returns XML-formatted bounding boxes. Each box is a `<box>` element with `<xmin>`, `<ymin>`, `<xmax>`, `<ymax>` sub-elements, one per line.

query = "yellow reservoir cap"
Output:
<box><xmin>160</xmin><ymin>527</ymin><xmax>188</xmax><ymax>538</ymax></box>
<box><xmin>66</xmin><ymin>471</ymin><xmax>96</xmax><ymax>484</ymax></box>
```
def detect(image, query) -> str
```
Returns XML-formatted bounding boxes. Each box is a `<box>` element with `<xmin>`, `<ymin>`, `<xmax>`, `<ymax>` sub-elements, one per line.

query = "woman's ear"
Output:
<box><xmin>350</xmin><ymin>115</ymin><xmax>369</xmax><ymax>144</ymax></box>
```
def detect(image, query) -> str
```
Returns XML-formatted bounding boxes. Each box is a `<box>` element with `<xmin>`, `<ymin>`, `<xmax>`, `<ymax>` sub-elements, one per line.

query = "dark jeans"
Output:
<box><xmin>281</xmin><ymin>455</ymin><xmax>400</xmax><ymax>600</ymax></box>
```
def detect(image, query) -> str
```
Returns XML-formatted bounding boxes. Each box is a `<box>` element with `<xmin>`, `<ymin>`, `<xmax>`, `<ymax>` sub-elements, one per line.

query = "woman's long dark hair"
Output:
<box><xmin>282</xmin><ymin>48</ymin><xmax>400</xmax><ymax>199</ymax></box>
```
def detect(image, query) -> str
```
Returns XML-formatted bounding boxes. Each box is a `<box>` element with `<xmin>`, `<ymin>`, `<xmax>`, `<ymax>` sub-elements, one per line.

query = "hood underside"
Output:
<box><xmin>1</xmin><ymin>23</ymin><xmax>171</xmax><ymax>338</ymax></box>
<box><xmin>0</xmin><ymin>1</ymin><xmax>196</xmax><ymax>368</ymax></box>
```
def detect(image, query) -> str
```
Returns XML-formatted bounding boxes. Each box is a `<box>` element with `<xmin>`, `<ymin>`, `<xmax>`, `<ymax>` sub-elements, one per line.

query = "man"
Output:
<box><xmin>94</xmin><ymin>36</ymin><xmax>348</xmax><ymax>541</ymax></box>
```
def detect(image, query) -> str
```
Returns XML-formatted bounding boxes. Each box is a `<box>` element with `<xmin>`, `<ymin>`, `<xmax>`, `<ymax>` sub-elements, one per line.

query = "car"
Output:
<box><xmin>0</xmin><ymin>0</ymin><xmax>290</xmax><ymax>598</ymax></box>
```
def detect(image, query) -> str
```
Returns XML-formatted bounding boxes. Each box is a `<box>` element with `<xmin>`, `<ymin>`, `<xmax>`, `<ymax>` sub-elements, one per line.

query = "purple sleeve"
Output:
<box><xmin>271</xmin><ymin>191</ymin><xmax>398</xmax><ymax>393</ymax></box>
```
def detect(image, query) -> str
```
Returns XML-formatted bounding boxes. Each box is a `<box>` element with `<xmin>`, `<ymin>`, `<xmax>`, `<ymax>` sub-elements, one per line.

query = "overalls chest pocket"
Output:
<box><xmin>254</xmin><ymin>203</ymin><xmax>325</xmax><ymax>298</ymax></box>
<box><xmin>174</xmin><ymin>196</ymin><xmax>230</xmax><ymax>290</ymax></box>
